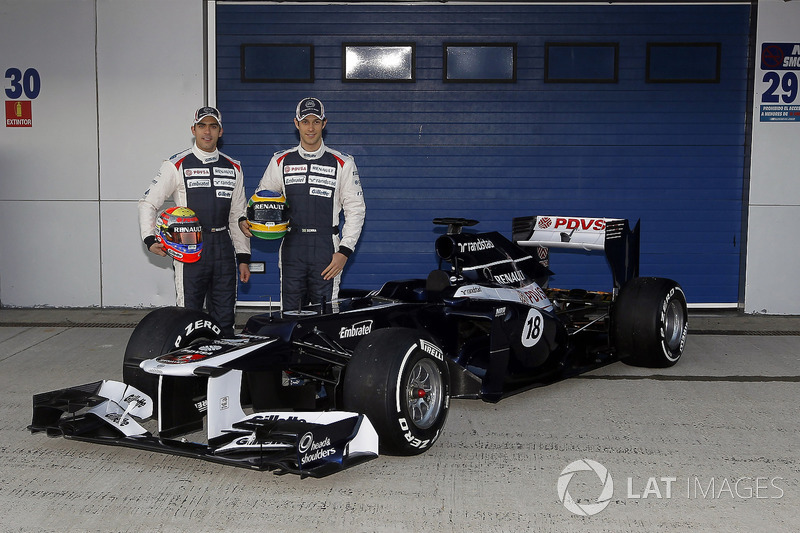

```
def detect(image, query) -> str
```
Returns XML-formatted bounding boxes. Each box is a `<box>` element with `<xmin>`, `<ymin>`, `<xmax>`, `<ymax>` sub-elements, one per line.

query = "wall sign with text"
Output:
<box><xmin>5</xmin><ymin>67</ymin><xmax>40</xmax><ymax>127</ymax></box>
<box><xmin>760</xmin><ymin>43</ymin><xmax>800</xmax><ymax>122</ymax></box>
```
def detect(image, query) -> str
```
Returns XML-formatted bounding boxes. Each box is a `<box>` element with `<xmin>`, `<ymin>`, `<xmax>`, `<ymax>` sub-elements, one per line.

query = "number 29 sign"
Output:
<box><xmin>760</xmin><ymin>43</ymin><xmax>800</xmax><ymax>122</ymax></box>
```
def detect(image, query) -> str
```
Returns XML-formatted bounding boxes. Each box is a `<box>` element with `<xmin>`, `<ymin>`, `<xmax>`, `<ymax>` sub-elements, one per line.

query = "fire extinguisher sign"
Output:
<box><xmin>5</xmin><ymin>67</ymin><xmax>40</xmax><ymax>128</ymax></box>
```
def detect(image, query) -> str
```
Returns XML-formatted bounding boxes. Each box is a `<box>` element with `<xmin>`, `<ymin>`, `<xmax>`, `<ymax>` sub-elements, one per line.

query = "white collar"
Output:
<box><xmin>298</xmin><ymin>140</ymin><xmax>325</xmax><ymax>160</ymax></box>
<box><xmin>193</xmin><ymin>142</ymin><xmax>219</xmax><ymax>164</ymax></box>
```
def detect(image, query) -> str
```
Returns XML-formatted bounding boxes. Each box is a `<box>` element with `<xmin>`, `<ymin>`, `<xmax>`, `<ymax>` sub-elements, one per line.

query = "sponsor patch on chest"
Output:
<box><xmin>285</xmin><ymin>164</ymin><xmax>308</xmax><ymax>174</ymax></box>
<box><xmin>186</xmin><ymin>178</ymin><xmax>211</xmax><ymax>188</ymax></box>
<box><xmin>310</xmin><ymin>187</ymin><xmax>332</xmax><ymax>198</ymax></box>
<box><xmin>310</xmin><ymin>164</ymin><xmax>336</xmax><ymax>176</ymax></box>
<box><xmin>213</xmin><ymin>167</ymin><xmax>235</xmax><ymax>177</ymax></box>
<box><xmin>213</xmin><ymin>177</ymin><xmax>236</xmax><ymax>188</ymax></box>
<box><xmin>308</xmin><ymin>175</ymin><xmax>337</xmax><ymax>188</ymax></box>
<box><xmin>285</xmin><ymin>175</ymin><xmax>306</xmax><ymax>186</ymax></box>
<box><xmin>184</xmin><ymin>168</ymin><xmax>210</xmax><ymax>177</ymax></box>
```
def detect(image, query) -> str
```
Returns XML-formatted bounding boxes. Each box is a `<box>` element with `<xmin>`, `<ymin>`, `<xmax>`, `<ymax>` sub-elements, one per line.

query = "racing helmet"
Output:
<box><xmin>156</xmin><ymin>206</ymin><xmax>203</xmax><ymax>263</ymax></box>
<box><xmin>247</xmin><ymin>190</ymin><xmax>289</xmax><ymax>240</ymax></box>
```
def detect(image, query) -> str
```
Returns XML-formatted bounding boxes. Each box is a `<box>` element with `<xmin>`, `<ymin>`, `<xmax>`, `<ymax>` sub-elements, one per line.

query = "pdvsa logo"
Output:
<box><xmin>557</xmin><ymin>459</ymin><xmax>614</xmax><ymax>516</ymax></box>
<box><xmin>539</xmin><ymin>217</ymin><xmax>606</xmax><ymax>231</ymax></box>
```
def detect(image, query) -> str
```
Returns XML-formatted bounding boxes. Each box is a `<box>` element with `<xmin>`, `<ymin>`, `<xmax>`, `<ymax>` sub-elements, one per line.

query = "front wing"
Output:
<box><xmin>29</xmin><ymin>380</ymin><xmax>378</xmax><ymax>478</ymax></box>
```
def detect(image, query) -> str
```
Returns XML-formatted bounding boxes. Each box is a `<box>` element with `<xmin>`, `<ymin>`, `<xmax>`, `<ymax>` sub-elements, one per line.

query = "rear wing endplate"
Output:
<box><xmin>512</xmin><ymin>215</ymin><xmax>640</xmax><ymax>290</ymax></box>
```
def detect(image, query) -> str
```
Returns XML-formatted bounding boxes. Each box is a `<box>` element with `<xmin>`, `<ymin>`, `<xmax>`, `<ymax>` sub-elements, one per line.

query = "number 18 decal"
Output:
<box><xmin>521</xmin><ymin>308</ymin><xmax>544</xmax><ymax>347</ymax></box>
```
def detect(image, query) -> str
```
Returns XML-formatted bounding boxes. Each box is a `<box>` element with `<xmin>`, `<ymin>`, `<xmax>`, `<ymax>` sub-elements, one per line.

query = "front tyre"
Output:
<box><xmin>122</xmin><ymin>307</ymin><xmax>222</xmax><ymax>411</ymax></box>
<box><xmin>613</xmin><ymin>277</ymin><xmax>688</xmax><ymax>368</ymax></box>
<box><xmin>343</xmin><ymin>328</ymin><xmax>450</xmax><ymax>455</ymax></box>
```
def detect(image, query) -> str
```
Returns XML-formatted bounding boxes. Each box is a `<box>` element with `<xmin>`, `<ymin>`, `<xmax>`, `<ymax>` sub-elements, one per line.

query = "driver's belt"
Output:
<box><xmin>203</xmin><ymin>226</ymin><xmax>228</xmax><ymax>233</ymax></box>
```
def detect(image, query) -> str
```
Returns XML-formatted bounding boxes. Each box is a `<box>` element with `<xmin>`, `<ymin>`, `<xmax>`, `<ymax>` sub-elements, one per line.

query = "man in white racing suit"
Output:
<box><xmin>250</xmin><ymin>97</ymin><xmax>365</xmax><ymax>312</ymax></box>
<box><xmin>139</xmin><ymin>106</ymin><xmax>251</xmax><ymax>336</ymax></box>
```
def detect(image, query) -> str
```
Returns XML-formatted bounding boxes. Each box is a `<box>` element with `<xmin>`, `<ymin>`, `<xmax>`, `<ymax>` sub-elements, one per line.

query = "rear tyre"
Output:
<box><xmin>122</xmin><ymin>307</ymin><xmax>222</xmax><ymax>411</ymax></box>
<box><xmin>343</xmin><ymin>328</ymin><xmax>450</xmax><ymax>455</ymax></box>
<box><xmin>613</xmin><ymin>277</ymin><xmax>688</xmax><ymax>368</ymax></box>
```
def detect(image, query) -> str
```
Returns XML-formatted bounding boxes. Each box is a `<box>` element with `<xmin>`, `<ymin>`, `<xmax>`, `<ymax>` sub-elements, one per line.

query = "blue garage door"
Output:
<box><xmin>216</xmin><ymin>2</ymin><xmax>751</xmax><ymax>306</ymax></box>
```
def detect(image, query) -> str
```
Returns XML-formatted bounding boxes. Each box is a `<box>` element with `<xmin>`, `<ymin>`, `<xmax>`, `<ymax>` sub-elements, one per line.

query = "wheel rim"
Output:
<box><xmin>406</xmin><ymin>358</ymin><xmax>444</xmax><ymax>430</ymax></box>
<box><xmin>663</xmin><ymin>298</ymin><xmax>686</xmax><ymax>351</ymax></box>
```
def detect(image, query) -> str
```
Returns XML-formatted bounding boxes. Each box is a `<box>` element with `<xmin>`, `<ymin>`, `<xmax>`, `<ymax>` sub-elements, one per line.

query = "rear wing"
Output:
<box><xmin>511</xmin><ymin>216</ymin><xmax>640</xmax><ymax>290</ymax></box>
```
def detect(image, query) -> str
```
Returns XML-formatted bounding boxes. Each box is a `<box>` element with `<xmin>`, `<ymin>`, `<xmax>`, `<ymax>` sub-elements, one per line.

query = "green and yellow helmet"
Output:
<box><xmin>247</xmin><ymin>190</ymin><xmax>289</xmax><ymax>240</ymax></box>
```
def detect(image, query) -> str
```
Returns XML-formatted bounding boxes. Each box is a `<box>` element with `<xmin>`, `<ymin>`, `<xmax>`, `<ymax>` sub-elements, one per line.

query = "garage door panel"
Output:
<box><xmin>218</xmin><ymin>3</ymin><xmax>750</xmax><ymax>305</ymax></box>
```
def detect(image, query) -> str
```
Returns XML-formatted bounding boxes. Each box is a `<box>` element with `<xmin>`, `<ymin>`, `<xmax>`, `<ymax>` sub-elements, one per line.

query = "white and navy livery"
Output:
<box><xmin>257</xmin><ymin>140</ymin><xmax>365</xmax><ymax>311</ymax></box>
<box><xmin>139</xmin><ymin>143</ymin><xmax>250</xmax><ymax>336</ymax></box>
<box><xmin>31</xmin><ymin>215</ymin><xmax>687</xmax><ymax>477</ymax></box>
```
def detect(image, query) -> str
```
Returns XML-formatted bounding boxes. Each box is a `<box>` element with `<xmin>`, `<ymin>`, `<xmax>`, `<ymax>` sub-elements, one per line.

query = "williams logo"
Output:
<box><xmin>339</xmin><ymin>320</ymin><xmax>373</xmax><ymax>339</ymax></box>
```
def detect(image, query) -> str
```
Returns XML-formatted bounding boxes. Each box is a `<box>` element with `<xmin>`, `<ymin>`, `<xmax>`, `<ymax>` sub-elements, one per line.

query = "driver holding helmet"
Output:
<box><xmin>246</xmin><ymin>97</ymin><xmax>365</xmax><ymax>312</ymax></box>
<box><xmin>138</xmin><ymin>106</ymin><xmax>250</xmax><ymax>337</ymax></box>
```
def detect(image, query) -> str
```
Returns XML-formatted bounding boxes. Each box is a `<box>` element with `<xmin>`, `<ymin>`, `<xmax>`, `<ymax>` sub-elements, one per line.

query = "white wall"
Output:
<box><xmin>0</xmin><ymin>0</ymin><xmax>205</xmax><ymax>307</ymax></box>
<box><xmin>0</xmin><ymin>0</ymin><xmax>101</xmax><ymax>306</ymax></box>
<box><xmin>745</xmin><ymin>0</ymin><xmax>800</xmax><ymax>314</ymax></box>
<box><xmin>96</xmin><ymin>0</ymin><xmax>206</xmax><ymax>307</ymax></box>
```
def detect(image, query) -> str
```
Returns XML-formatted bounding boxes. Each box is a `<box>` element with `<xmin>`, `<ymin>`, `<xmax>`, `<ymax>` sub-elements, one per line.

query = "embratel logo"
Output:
<box><xmin>5</xmin><ymin>100</ymin><xmax>32</xmax><ymax>127</ymax></box>
<box><xmin>557</xmin><ymin>459</ymin><xmax>614</xmax><ymax>516</ymax></box>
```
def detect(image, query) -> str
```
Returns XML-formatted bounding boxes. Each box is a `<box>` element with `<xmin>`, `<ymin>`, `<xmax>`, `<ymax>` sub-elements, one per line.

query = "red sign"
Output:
<box><xmin>6</xmin><ymin>100</ymin><xmax>32</xmax><ymax>127</ymax></box>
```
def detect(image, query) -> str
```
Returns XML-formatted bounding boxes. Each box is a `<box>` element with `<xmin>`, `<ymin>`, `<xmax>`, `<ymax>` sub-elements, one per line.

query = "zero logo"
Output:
<box><xmin>521</xmin><ymin>308</ymin><xmax>544</xmax><ymax>347</ymax></box>
<box><xmin>397</xmin><ymin>417</ymin><xmax>433</xmax><ymax>449</ymax></box>
<box><xmin>5</xmin><ymin>68</ymin><xmax>41</xmax><ymax>99</ymax></box>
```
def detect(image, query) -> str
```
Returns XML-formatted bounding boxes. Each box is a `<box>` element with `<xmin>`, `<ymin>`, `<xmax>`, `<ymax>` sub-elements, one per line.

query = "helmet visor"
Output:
<box><xmin>168</xmin><ymin>226</ymin><xmax>203</xmax><ymax>245</ymax></box>
<box><xmin>248</xmin><ymin>204</ymin><xmax>286</xmax><ymax>223</ymax></box>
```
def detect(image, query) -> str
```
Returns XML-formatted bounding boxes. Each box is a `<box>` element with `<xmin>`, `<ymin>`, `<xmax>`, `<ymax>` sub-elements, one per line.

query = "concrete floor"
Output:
<box><xmin>0</xmin><ymin>308</ymin><xmax>798</xmax><ymax>532</ymax></box>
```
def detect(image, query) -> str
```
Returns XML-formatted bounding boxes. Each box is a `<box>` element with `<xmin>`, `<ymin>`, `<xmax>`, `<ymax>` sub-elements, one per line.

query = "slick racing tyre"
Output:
<box><xmin>613</xmin><ymin>277</ymin><xmax>688</xmax><ymax>368</ymax></box>
<box><xmin>122</xmin><ymin>307</ymin><xmax>222</xmax><ymax>411</ymax></box>
<box><xmin>343</xmin><ymin>328</ymin><xmax>450</xmax><ymax>455</ymax></box>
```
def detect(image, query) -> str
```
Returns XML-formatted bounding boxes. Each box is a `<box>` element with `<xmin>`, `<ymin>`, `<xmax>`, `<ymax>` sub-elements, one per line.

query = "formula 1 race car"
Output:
<box><xmin>30</xmin><ymin>215</ymin><xmax>688</xmax><ymax>477</ymax></box>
